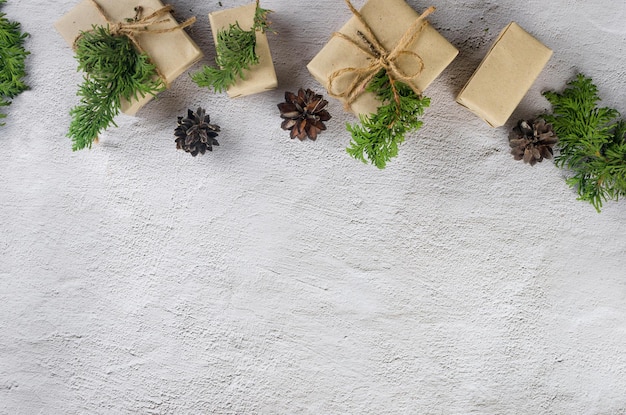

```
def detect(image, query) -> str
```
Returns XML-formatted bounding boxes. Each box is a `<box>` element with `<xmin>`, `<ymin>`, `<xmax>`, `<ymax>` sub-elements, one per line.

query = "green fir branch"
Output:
<box><xmin>346</xmin><ymin>70</ymin><xmax>430</xmax><ymax>169</ymax></box>
<box><xmin>0</xmin><ymin>0</ymin><xmax>30</xmax><ymax>126</ymax></box>
<box><xmin>68</xmin><ymin>25</ymin><xmax>164</xmax><ymax>151</ymax></box>
<box><xmin>543</xmin><ymin>74</ymin><xmax>626</xmax><ymax>212</ymax></box>
<box><xmin>191</xmin><ymin>1</ymin><xmax>271</xmax><ymax>93</ymax></box>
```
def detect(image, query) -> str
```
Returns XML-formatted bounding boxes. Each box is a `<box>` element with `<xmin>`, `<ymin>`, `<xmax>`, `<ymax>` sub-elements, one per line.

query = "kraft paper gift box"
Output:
<box><xmin>208</xmin><ymin>3</ymin><xmax>278</xmax><ymax>98</ymax></box>
<box><xmin>307</xmin><ymin>0</ymin><xmax>459</xmax><ymax>116</ymax></box>
<box><xmin>55</xmin><ymin>0</ymin><xmax>203</xmax><ymax>115</ymax></box>
<box><xmin>456</xmin><ymin>22</ymin><xmax>553</xmax><ymax>128</ymax></box>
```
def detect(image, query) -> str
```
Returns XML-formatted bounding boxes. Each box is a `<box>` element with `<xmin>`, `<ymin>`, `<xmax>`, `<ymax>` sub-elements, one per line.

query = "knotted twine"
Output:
<box><xmin>74</xmin><ymin>0</ymin><xmax>196</xmax><ymax>85</ymax></box>
<box><xmin>328</xmin><ymin>0</ymin><xmax>435</xmax><ymax>111</ymax></box>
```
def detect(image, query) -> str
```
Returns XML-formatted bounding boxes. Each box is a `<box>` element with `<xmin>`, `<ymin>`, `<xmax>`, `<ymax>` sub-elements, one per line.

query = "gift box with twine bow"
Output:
<box><xmin>55</xmin><ymin>0</ymin><xmax>203</xmax><ymax>115</ymax></box>
<box><xmin>307</xmin><ymin>0</ymin><xmax>459</xmax><ymax>116</ymax></box>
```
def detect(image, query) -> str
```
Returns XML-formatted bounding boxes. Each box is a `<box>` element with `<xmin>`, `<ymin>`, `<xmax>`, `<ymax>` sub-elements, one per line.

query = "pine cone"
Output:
<box><xmin>509</xmin><ymin>119</ymin><xmax>558</xmax><ymax>165</ymax></box>
<box><xmin>174</xmin><ymin>107</ymin><xmax>220</xmax><ymax>156</ymax></box>
<box><xmin>278</xmin><ymin>88</ymin><xmax>331</xmax><ymax>140</ymax></box>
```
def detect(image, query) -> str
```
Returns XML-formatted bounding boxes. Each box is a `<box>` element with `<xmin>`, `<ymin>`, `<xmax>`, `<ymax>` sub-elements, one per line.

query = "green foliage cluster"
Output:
<box><xmin>0</xmin><ymin>0</ymin><xmax>29</xmax><ymax>126</ymax></box>
<box><xmin>68</xmin><ymin>25</ymin><xmax>164</xmax><ymax>151</ymax></box>
<box><xmin>543</xmin><ymin>74</ymin><xmax>626</xmax><ymax>212</ymax></box>
<box><xmin>346</xmin><ymin>70</ymin><xmax>430</xmax><ymax>169</ymax></box>
<box><xmin>191</xmin><ymin>22</ymin><xmax>257</xmax><ymax>93</ymax></box>
<box><xmin>252</xmin><ymin>2</ymin><xmax>272</xmax><ymax>33</ymax></box>
<box><xmin>191</xmin><ymin>1</ymin><xmax>271</xmax><ymax>93</ymax></box>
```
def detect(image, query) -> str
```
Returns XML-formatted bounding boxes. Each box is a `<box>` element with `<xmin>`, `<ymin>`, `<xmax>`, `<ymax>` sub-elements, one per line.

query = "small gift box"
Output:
<box><xmin>456</xmin><ymin>22</ymin><xmax>553</xmax><ymax>128</ymax></box>
<box><xmin>208</xmin><ymin>3</ymin><xmax>278</xmax><ymax>98</ymax></box>
<box><xmin>307</xmin><ymin>0</ymin><xmax>459</xmax><ymax>116</ymax></box>
<box><xmin>55</xmin><ymin>0</ymin><xmax>203</xmax><ymax>115</ymax></box>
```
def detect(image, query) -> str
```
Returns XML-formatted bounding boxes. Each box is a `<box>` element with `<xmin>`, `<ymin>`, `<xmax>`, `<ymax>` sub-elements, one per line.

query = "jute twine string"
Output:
<box><xmin>74</xmin><ymin>0</ymin><xmax>196</xmax><ymax>85</ymax></box>
<box><xmin>328</xmin><ymin>0</ymin><xmax>435</xmax><ymax>110</ymax></box>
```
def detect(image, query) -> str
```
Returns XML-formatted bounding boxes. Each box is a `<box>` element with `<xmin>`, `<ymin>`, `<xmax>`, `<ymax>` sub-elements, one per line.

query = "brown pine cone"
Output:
<box><xmin>510</xmin><ymin>119</ymin><xmax>558</xmax><ymax>165</ymax></box>
<box><xmin>278</xmin><ymin>88</ymin><xmax>331</xmax><ymax>140</ymax></box>
<box><xmin>174</xmin><ymin>107</ymin><xmax>220</xmax><ymax>156</ymax></box>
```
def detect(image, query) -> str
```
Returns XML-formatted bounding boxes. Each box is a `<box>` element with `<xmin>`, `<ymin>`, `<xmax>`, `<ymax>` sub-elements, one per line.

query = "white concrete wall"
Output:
<box><xmin>1</xmin><ymin>0</ymin><xmax>625</xmax><ymax>413</ymax></box>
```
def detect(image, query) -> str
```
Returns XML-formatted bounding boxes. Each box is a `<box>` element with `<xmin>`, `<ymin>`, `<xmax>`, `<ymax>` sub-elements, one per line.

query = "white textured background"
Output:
<box><xmin>2</xmin><ymin>0</ymin><xmax>626</xmax><ymax>413</ymax></box>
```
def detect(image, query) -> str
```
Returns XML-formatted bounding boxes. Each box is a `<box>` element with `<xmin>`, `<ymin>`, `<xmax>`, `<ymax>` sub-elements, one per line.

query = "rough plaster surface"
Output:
<box><xmin>1</xmin><ymin>0</ymin><xmax>626</xmax><ymax>413</ymax></box>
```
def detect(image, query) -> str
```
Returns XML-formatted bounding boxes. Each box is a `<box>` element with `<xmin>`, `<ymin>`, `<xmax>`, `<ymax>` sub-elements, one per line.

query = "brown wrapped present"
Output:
<box><xmin>208</xmin><ymin>3</ymin><xmax>278</xmax><ymax>98</ymax></box>
<box><xmin>307</xmin><ymin>0</ymin><xmax>458</xmax><ymax>116</ymax></box>
<box><xmin>456</xmin><ymin>22</ymin><xmax>553</xmax><ymax>128</ymax></box>
<box><xmin>55</xmin><ymin>0</ymin><xmax>203</xmax><ymax>115</ymax></box>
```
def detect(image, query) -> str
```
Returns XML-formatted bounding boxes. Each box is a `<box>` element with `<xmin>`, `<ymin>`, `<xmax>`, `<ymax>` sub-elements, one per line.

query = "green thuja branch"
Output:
<box><xmin>346</xmin><ymin>70</ymin><xmax>430</xmax><ymax>169</ymax></box>
<box><xmin>0</xmin><ymin>101</ymin><xmax>8</xmax><ymax>124</ymax></box>
<box><xmin>68</xmin><ymin>25</ymin><xmax>164</xmax><ymax>150</ymax></box>
<box><xmin>543</xmin><ymin>74</ymin><xmax>626</xmax><ymax>212</ymax></box>
<box><xmin>0</xmin><ymin>0</ymin><xmax>30</xmax><ymax>126</ymax></box>
<box><xmin>191</xmin><ymin>22</ymin><xmax>257</xmax><ymax>93</ymax></box>
<box><xmin>191</xmin><ymin>0</ymin><xmax>271</xmax><ymax>93</ymax></box>
<box><xmin>252</xmin><ymin>1</ymin><xmax>272</xmax><ymax>33</ymax></box>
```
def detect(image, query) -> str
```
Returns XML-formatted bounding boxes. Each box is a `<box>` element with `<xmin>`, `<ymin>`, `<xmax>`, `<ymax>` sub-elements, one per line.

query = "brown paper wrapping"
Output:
<box><xmin>55</xmin><ymin>0</ymin><xmax>203</xmax><ymax>115</ymax></box>
<box><xmin>456</xmin><ymin>22</ymin><xmax>553</xmax><ymax>128</ymax></box>
<box><xmin>307</xmin><ymin>0</ymin><xmax>458</xmax><ymax>116</ymax></box>
<box><xmin>209</xmin><ymin>3</ymin><xmax>278</xmax><ymax>98</ymax></box>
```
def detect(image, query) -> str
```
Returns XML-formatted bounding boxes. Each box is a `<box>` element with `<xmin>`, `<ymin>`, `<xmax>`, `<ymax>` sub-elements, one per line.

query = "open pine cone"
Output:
<box><xmin>278</xmin><ymin>88</ymin><xmax>331</xmax><ymax>140</ymax></box>
<box><xmin>509</xmin><ymin>119</ymin><xmax>558</xmax><ymax>165</ymax></box>
<box><xmin>174</xmin><ymin>107</ymin><xmax>220</xmax><ymax>156</ymax></box>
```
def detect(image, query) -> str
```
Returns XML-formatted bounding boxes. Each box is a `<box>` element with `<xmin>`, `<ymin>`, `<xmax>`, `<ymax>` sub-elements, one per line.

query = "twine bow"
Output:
<box><xmin>328</xmin><ymin>0</ymin><xmax>435</xmax><ymax>110</ymax></box>
<box><xmin>75</xmin><ymin>0</ymin><xmax>196</xmax><ymax>84</ymax></box>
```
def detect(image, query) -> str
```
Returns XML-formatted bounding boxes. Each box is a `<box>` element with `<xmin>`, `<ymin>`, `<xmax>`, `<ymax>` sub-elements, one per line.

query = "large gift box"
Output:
<box><xmin>55</xmin><ymin>0</ymin><xmax>203</xmax><ymax>115</ymax></box>
<box><xmin>456</xmin><ymin>22</ymin><xmax>553</xmax><ymax>128</ymax></box>
<box><xmin>208</xmin><ymin>3</ymin><xmax>278</xmax><ymax>98</ymax></box>
<box><xmin>307</xmin><ymin>0</ymin><xmax>459</xmax><ymax>116</ymax></box>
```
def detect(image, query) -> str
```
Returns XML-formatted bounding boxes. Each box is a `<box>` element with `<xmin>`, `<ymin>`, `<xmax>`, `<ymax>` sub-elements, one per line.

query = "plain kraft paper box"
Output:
<box><xmin>55</xmin><ymin>0</ymin><xmax>203</xmax><ymax>115</ymax></box>
<box><xmin>456</xmin><ymin>22</ymin><xmax>553</xmax><ymax>128</ymax></box>
<box><xmin>307</xmin><ymin>0</ymin><xmax>459</xmax><ymax>117</ymax></box>
<box><xmin>209</xmin><ymin>3</ymin><xmax>278</xmax><ymax>98</ymax></box>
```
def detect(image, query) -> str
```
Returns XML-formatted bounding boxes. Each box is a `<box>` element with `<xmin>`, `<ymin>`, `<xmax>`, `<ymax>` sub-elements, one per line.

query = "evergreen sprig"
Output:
<box><xmin>346</xmin><ymin>70</ymin><xmax>430</xmax><ymax>169</ymax></box>
<box><xmin>543</xmin><ymin>74</ymin><xmax>626</xmax><ymax>212</ymax></box>
<box><xmin>191</xmin><ymin>1</ymin><xmax>271</xmax><ymax>93</ymax></box>
<box><xmin>252</xmin><ymin>1</ymin><xmax>272</xmax><ymax>34</ymax></box>
<box><xmin>0</xmin><ymin>0</ymin><xmax>30</xmax><ymax>126</ymax></box>
<box><xmin>68</xmin><ymin>25</ymin><xmax>164</xmax><ymax>151</ymax></box>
